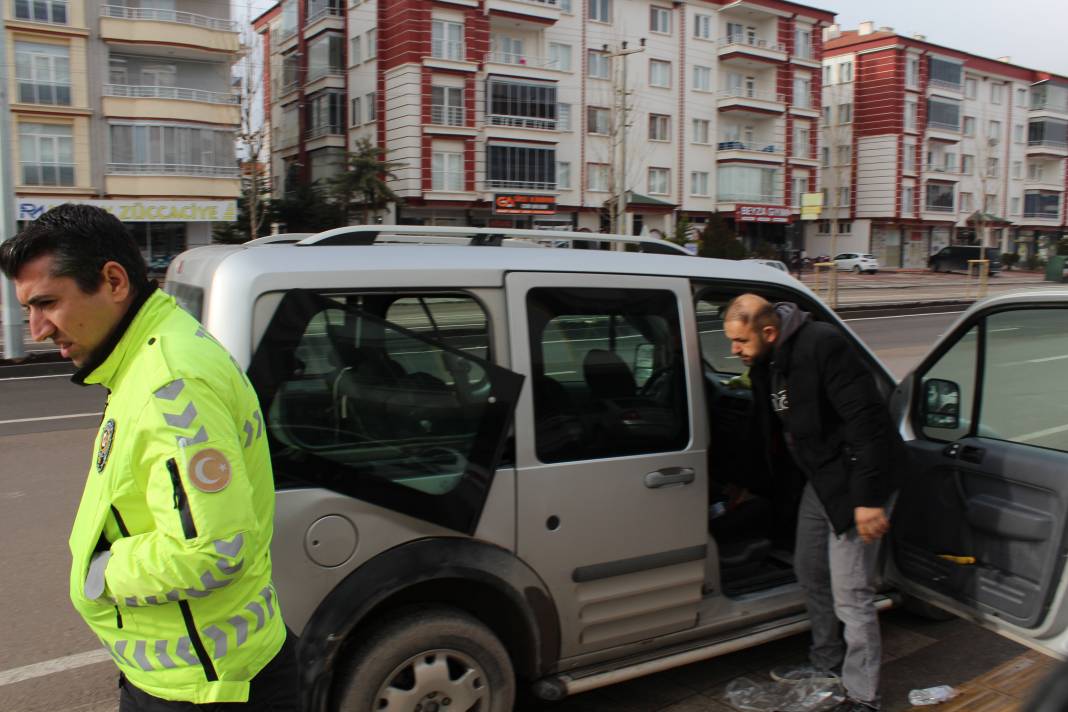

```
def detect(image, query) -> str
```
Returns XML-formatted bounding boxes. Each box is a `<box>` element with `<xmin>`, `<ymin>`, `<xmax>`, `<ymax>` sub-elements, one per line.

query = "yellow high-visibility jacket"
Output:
<box><xmin>68</xmin><ymin>287</ymin><xmax>286</xmax><ymax>703</ymax></box>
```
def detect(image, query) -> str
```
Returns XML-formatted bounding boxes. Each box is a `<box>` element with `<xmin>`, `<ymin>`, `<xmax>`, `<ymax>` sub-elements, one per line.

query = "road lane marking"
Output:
<box><xmin>0</xmin><ymin>412</ymin><xmax>102</xmax><ymax>425</ymax></box>
<box><xmin>1014</xmin><ymin>423</ymin><xmax>1068</xmax><ymax>444</ymax></box>
<box><xmin>843</xmin><ymin>311</ymin><xmax>965</xmax><ymax>322</ymax></box>
<box><xmin>0</xmin><ymin>649</ymin><xmax>112</xmax><ymax>687</ymax></box>
<box><xmin>1000</xmin><ymin>354</ymin><xmax>1068</xmax><ymax>367</ymax></box>
<box><xmin>0</xmin><ymin>373</ymin><xmax>74</xmax><ymax>381</ymax></box>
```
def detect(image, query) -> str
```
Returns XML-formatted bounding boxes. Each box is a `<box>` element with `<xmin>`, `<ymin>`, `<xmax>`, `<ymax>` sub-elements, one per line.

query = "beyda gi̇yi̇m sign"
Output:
<box><xmin>735</xmin><ymin>204</ymin><xmax>792</xmax><ymax>224</ymax></box>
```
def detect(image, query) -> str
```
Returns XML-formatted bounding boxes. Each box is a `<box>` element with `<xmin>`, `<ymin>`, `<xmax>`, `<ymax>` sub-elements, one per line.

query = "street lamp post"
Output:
<box><xmin>0</xmin><ymin>25</ymin><xmax>25</xmax><ymax>360</ymax></box>
<box><xmin>607</xmin><ymin>40</ymin><xmax>644</xmax><ymax>238</ymax></box>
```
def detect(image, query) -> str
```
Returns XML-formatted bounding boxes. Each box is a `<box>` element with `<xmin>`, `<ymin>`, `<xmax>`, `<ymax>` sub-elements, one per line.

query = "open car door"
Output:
<box><xmin>888</xmin><ymin>292</ymin><xmax>1068</xmax><ymax>657</ymax></box>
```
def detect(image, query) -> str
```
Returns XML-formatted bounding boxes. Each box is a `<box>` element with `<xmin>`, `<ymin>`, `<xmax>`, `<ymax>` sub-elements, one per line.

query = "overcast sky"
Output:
<box><xmin>829</xmin><ymin>0</ymin><xmax>1068</xmax><ymax>76</ymax></box>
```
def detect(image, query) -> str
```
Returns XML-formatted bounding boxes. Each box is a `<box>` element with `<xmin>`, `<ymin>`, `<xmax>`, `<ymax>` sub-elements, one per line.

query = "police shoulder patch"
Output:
<box><xmin>97</xmin><ymin>419</ymin><xmax>116</xmax><ymax>473</ymax></box>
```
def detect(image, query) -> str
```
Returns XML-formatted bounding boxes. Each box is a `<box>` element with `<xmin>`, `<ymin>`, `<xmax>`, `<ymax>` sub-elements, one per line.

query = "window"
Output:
<box><xmin>18</xmin><ymin>121</ymin><xmax>73</xmax><ymax>185</ymax></box>
<box><xmin>963</xmin><ymin>116</ymin><xmax>975</xmax><ymax>136</ymax></box>
<box><xmin>587</xmin><ymin>163</ymin><xmax>609</xmax><ymax>191</ymax></box>
<box><xmin>108</xmin><ymin>122</ymin><xmax>234</xmax><ymax>174</ymax></box>
<box><xmin>988</xmin><ymin>120</ymin><xmax>1001</xmax><ymax>138</ymax></box>
<box><xmin>366</xmin><ymin>93</ymin><xmax>377</xmax><ymax>122</ymax></box>
<box><xmin>306</xmin><ymin>90</ymin><xmax>344</xmax><ymax>136</ymax></box>
<box><xmin>1029</xmin><ymin>162</ymin><xmax>1044</xmax><ymax>181</ymax></box>
<box><xmin>837</xmin><ymin>186</ymin><xmax>850</xmax><ymax>206</ymax></box>
<box><xmin>693</xmin><ymin>13</ymin><xmax>712</xmax><ymax>39</ymax></box>
<box><xmin>794</xmin><ymin>26</ymin><xmax>812</xmax><ymax>59</ymax></box>
<box><xmin>251</xmin><ymin>291</ymin><xmax>514</xmax><ymax>533</ymax></box>
<box><xmin>431</xmin><ymin>20</ymin><xmax>463</xmax><ymax>60</ymax></box>
<box><xmin>837</xmin><ymin>144</ymin><xmax>851</xmax><ymax>165</ymax></box>
<box><xmin>649</xmin><ymin>59</ymin><xmax>671</xmax><ymax>88</ymax></box>
<box><xmin>648</xmin><ymin>167</ymin><xmax>669</xmax><ymax>194</ymax></box>
<box><xmin>927</xmin><ymin>98</ymin><xmax>961</xmax><ymax>131</ymax></box>
<box><xmin>691</xmin><ymin>170</ymin><xmax>709</xmax><ymax>196</ymax></box>
<box><xmin>649</xmin><ymin>113</ymin><xmax>670</xmax><ymax>141</ymax></box>
<box><xmin>589</xmin><ymin>0</ymin><xmax>610</xmax><ymax>22</ymax></box>
<box><xmin>587</xmin><ymin>50</ymin><xmax>610</xmax><ymax>80</ymax></box>
<box><xmin>823</xmin><ymin>65</ymin><xmax>832</xmax><ymax>85</ymax></box>
<box><xmin>903</xmin><ymin>140</ymin><xmax>916</xmax><ymax>172</ymax></box>
<box><xmin>816</xmin><ymin>220</ymin><xmax>830</xmax><ymax>234</ymax></box>
<box><xmin>820</xmin><ymin>146</ymin><xmax>829</xmax><ymax>167</ymax></box>
<box><xmin>837</xmin><ymin>220</ymin><xmax>852</xmax><ymax>234</ymax></box>
<box><xmin>906</xmin><ymin>56</ymin><xmax>920</xmax><ymax>89</ymax></box>
<box><xmin>530</xmin><ymin>288</ymin><xmax>688</xmax><ymax>463</ymax></box>
<box><xmin>306</xmin><ymin>33</ymin><xmax>344</xmax><ymax>80</ymax></box>
<box><xmin>350</xmin><ymin>36</ymin><xmax>361</xmax><ymax>65</ymax></box>
<box><xmin>15</xmin><ymin>41</ymin><xmax>71</xmax><ymax>105</ymax></box>
<box><xmin>486</xmin><ymin>144</ymin><xmax>555</xmax><ymax>189</ymax></box>
<box><xmin>1028</xmin><ymin>119</ymin><xmax>1068</xmax><ymax>147</ymax></box>
<box><xmin>902</xmin><ymin>185</ymin><xmax>915</xmax><ymax>212</ymax></box>
<box><xmin>366</xmin><ymin>29</ymin><xmax>377</xmax><ymax>59</ymax></box>
<box><xmin>838</xmin><ymin>102</ymin><xmax>852</xmax><ymax>123</ymax></box>
<box><xmin>1014</xmin><ymin>123</ymin><xmax>1025</xmax><ymax>143</ymax></box>
<box><xmin>431</xmin><ymin>86</ymin><xmax>464</xmax><ymax>126</ymax></box>
<box><xmin>991</xmin><ymin>83</ymin><xmax>1003</xmax><ymax>104</ymax></box>
<box><xmin>822</xmin><ymin>105</ymin><xmax>831</xmax><ymax>125</ymax></box>
<box><xmin>717</xmin><ymin>164</ymin><xmax>781</xmax><ymax>203</ymax></box>
<box><xmin>559</xmin><ymin>0</ymin><xmax>571</xmax><ymax>11</ymax></box>
<box><xmin>14</xmin><ymin>0</ymin><xmax>67</xmax><ymax>23</ymax></box>
<box><xmin>986</xmin><ymin>157</ymin><xmax>999</xmax><ymax>178</ymax></box>
<box><xmin>556</xmin><ymin>161</ymin><xmax>571</xmax><ymax>189</ymax></box>
<box><xmin>350</xmin><ymin>97</ymin><xmax>361</xmax><ymax>126</ymax></box>
<box><xmin>491</xmin><ymin>35</ymin><xmax>524</xmax><ymax>64</ymax></box>
<box><xmin>692</xmin><ymin>118</ymin><xmax>710</xmax><ymax>144</ymax></box>
<box><xmin>1012</xmin><ymin>160</ymin><xmax>1022</xmax><ymax>179</ymax></box>
<box><xmin>959</xmin><ymin>192</ymin><xmax>973</xmax><ymax>212</ymax></box>
<box><xmin>1011</xmin><ymin>196</ymin><xmax>1021</xmax><ymax>215</ymax></box>
<box><xmin>984</xmin><ymin>194</ymin><xmax>998</xmax><ymax>213</ymax></box>
<box><xmin>792</xmin><ymin>176</ymin><xmax>808</xmax><ymax>205</ymax></box>
<box><xmin>1016</xmin><ymin>88</ymin><xmax>1028</xmax><ymax>108</ymax></box>
<box><xmin>431</xmin><ymin>150</ymin><xmax>464</xmax><ymax>191</ymax></box>
<box><xmin>650</xmin><ymin>6</ymin><xmax>670</xmax><ymax>33</ymax></box>
<box><xmin>794</xmin><ymin>73</ymin><xmax>811</xmax><ymax>108</ymax></box>
<box><xmin>557</xmin><ymin>103</ymin><xmax>571</xmax><ymax>131</ymax></box>
<box><xmin>1025</xmin><ymin>190</ymin><xmax>1061</xmax><ymax>218</ymax></box>
<box><xmin>928</xmin><ymin>56</ymin><xmax>962</xmax><ymax>90</ymax></box>
<box><xmin>587</xmin><ymin>106</ymin><xmax>610</xmax><ymax>135</ymax></box>
<box><xmin>964</xmin><ymin>77</ymin><xmax>977</xmax><ymax>99</ymax></box>
<box><xmin>904</xmin><ymin>99</ymin><xmax>918</xmax><ymax>131</ymax></box>
<box><xmin>961</xmin><ymin>154</ymin><xmax>974</xmax><ymax>175</ymax></box>
<box><xmin>487</xmin><ymin>79</ymin><xmax>557</xmax><ymax>129</ymax></box>
<box><xmin>793</xmin><ymin>122</ymin><xmax>810</xmax><ymax>157</ymax></box>
<box><xmin>925</xmin><ymin>182</ymin><xmax>955</xmax><ymax>212</ymax></box>
<box><xmin>548</xmin><ymin>42</ymin><xmax>572</xmax><ymax>72</ymax></box>
<box><xmin>693</xmin><ymin>65</ymin><xmax>712</xmax><ymax>91</ymax></box>
<box><xmin>840</xmin><ymin>61</ymin><xmax>853</xmax><ymax>82</ymax></box>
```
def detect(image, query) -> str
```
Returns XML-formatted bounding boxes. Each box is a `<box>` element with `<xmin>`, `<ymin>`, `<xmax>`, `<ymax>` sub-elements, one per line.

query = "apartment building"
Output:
<box><xmin>7</xmin><ymin>0</ymin><xmax>240</xmax><ymax>261</ymax></box>
<box><xmin>255</xmin><ymin>0</ymin><xmax>833</xmax><ymax>248</ymax></box>
<box><xmin>810</xmin><ymin>22</ymin><xmax>1068</xmax><ymax>268</ymax></box>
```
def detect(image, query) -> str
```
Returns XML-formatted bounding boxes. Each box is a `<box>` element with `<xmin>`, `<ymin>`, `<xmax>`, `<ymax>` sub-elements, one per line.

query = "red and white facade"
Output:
<box><xmin>809</xmin><ymin>23</ymin><xmax>1068</xmax><ymax>268</ymax></box>
<box><xmin>255</xmin><ymin>0</ymin><xmax>833</xmax><ymax>242</ymax></box>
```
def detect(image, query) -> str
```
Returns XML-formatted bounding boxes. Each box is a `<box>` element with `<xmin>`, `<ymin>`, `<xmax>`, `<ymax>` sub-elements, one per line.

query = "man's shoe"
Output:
<box><xmin>828</xmin><ymin>700</ymin><xmax>878</xmax><ymax>712</ymax></box>
<box><xmin>769</xmin><ymin>664</ymin><xmax>841</xmax><ymax>684</ymax></box>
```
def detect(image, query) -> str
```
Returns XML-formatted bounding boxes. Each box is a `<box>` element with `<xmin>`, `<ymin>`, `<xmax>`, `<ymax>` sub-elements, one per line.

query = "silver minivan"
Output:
<box><xmin>165</xmin><ymin>225</ymin><xmax>1068</xmax><ymax>711</ymax></box>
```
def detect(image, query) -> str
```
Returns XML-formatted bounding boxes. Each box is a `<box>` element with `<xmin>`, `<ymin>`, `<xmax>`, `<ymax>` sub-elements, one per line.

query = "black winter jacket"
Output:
<box><xmin>749</xmin><ymin>303</ymin><xmax>906</xmax><ymax>534</ymax></box>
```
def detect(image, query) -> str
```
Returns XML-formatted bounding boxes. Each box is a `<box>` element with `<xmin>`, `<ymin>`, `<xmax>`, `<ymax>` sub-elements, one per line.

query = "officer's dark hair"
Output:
<box><xmin>0</xmin><ymin>203</ymin><xmax>148</xmax><ymax>294</ymax></box>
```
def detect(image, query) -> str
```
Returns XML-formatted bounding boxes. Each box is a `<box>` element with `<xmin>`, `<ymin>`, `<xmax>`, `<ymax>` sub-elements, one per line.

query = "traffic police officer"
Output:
<box><xmin>1</xmin><ymin>204</ymin><xmax>298</xmax><ymax>710</ymax></box>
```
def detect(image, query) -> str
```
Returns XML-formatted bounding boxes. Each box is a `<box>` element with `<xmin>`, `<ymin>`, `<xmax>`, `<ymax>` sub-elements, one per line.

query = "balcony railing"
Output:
<box><xmin>20</xmin><ymin>162</ymin><xmax>75</xmax><ymax>186</ymax></box>
<box><xmin>307</xmin><ymin>67</ymin><xmax>346</xmax><ymax>82</ymax></box>
<box><xmin>305</xmin><ymin>125</ymin><xmax>344</xmax><ymax>140</ymax></box>
<box><xmin>107</xmin><ymin>163</ymin><xmax>239</xmax><ymax>177</ymax></box>
<box><xmin>717</xmin><ymin>140</ymin><xmax>781</xmax><ymax>153</ymax></box>
<box><xmin>927</xmin><ymin>119</ymin><xmax>961</xmax><ymax>132</ymax></box>
<box><xmin>1023</xmin><ymin>211</ymin><xmax>1061</xmax><ymax>219</ymax></box>
<box><xmin>488</xmin><ymin>114</ymin><xmax>556</xmax><ymax>130</ymax></box>
<box><xmin>718</xmin><ymin>36</ymin><xmax>786</xmax><ymax>52</ymax></box>
<box><xmin>1028</xmin><ymin>139</ymin><xmax>1068</xmax><ymax>149</ymax></box>
<box><xmin>928</xmin><ymin>78</ymin><xmax>962</xmax><ymax>92</ymax></box>
<box><xmin>718</xmin><ymin>88</ymin><xmax>786</xmax><ymax>103</ymax></box>
<box><xmin>717</xmin><ymin>192</ymin><xmax>783</xmax><ymax>203</ymax></box>
<box><xmin>485</xmin><ymin>179</ymin><xmax>557</xmax><ymax>190</ymax></box>
<box><xmin>924</xmin><ymin>163</ymin><xmax>956</xmax><ymax>173</ymax></box>
<box><xmin>306</xmin><ymin>5</ymin><xmax>344</xmax><ymax>24</ymax></box>
<box><xmin>924</xmin><ymin>203</ymin><xmax>955</xmax><ymax>212</ymax></box>
<box><xmin>1031</xmin><ymin>98</ymin><xmax>1068</xmax><ymax>113</ymax></box>
<box><xmin>101</xmin><ymin>5</ymin><xmax>237</xmax><ymax>32</ymax></box>
<box><xmin>430</xmin><ymin>41</ymin><xmax>465</xmax><ymax>61</ymax></box>
<box><xmin>104</xmin><ymin>84</ymin><xmax>240</xmax><ymax>105</ymax></box>
<box><xmin>430</xmin><ymin>105</ymin><xmax>465</xmax><ymax>125</ymax></box>
<box><xmin>483</xmin><ymin>52</ymin><xmax>562</xmax><ymax>69</ymax></box>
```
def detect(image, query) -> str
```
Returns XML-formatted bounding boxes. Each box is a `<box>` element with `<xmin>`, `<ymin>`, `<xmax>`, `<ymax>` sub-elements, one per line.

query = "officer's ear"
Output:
<box><xmin>100</xmin><ymin>261</ymin><xmax>132</xmax><ymax>305</ymax></box>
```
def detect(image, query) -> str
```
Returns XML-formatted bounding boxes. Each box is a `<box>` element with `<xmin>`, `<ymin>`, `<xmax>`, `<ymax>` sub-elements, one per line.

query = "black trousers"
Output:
<box><xmin>119</xmin><ymin>628</ymin><xmax>300</xmax><ymax>711</ymax></box>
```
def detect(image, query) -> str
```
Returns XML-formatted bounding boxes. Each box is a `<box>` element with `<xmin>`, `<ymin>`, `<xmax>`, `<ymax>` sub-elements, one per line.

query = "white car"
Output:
<box><xmin>834</xmin><ymin>252</ymin><xmax>879</xmax><ymax>274</ymax></box>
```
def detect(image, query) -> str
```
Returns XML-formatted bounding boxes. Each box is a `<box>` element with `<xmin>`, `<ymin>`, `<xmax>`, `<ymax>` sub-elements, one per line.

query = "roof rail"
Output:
<box><xmin>295</xmin><ymin>225</ymin><xmax>690</xmax><ymax>255</ymax></box>
<box><xmin>245</xmin><ymin>233</ymin><xmax>313</xmax><ymax>246</ymax></box>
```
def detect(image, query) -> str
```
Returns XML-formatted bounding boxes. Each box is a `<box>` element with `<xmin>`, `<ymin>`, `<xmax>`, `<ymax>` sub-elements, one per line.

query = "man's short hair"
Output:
<box><xmin>724</xmin><ymin>294</ymin><xmax>780</xmax><ymax>331</ymax></box>
<box><xmin>0</xmin><ymin>204</ymin><xmax>147</xmax><ymax>294</ymax></box>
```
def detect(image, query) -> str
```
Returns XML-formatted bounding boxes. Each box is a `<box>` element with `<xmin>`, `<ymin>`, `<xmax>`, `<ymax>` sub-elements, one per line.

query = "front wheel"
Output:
<box><xmin>333</xmin><ymin>607</ymin><xmax>516</xmax><ymax>712</ymax></box>
<box><xmin>852</xmin><ymin>265</ymin><xmax>861</xmax><ymax>274</ymax></box>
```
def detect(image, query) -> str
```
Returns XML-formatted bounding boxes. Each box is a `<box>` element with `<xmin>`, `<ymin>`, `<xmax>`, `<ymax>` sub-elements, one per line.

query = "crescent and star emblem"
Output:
<box><xmin>187</xmin><ymin>448</ymin><xmax>232</xmax><ymax>493</ymax></box>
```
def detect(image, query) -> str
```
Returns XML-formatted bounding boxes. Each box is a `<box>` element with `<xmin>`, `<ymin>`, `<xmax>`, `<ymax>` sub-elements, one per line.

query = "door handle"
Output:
<box><xmin>644</xmin><ymin>467</ymin><xmax>695</xmax><ymax>488</ymax></box>
<box><xmin>960</xmin><ymin>445</ymin><xmax>985</xmax><ymax>464</ymax></box>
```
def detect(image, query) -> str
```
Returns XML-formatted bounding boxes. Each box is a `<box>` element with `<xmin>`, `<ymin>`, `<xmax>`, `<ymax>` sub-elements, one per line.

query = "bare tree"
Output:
<box><xmin>237</xmin><ymin>0</ymin><xmax>269</xmax><ymax>241</ymax></box>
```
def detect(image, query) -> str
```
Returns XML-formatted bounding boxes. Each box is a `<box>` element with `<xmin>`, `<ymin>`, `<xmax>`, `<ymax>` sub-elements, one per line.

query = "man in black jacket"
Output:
<box><xmin>723</xmin><ymin>294</ymin><xmax>905</xmax><ymax>712</ymax></box>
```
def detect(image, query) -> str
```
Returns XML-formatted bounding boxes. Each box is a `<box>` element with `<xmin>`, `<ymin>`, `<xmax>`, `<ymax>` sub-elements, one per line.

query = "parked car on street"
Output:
<box><xmin>928</xmin><ymin>245</ymin><xmax>1002</xmax><ymax>274</ymax></box>
<box><xmin>164</xmin><ymin>225</ymin><xmax>1068</xmax><ymax>712</ymax></box>
<box><xmin>834</xmin><ymin>252</ymin><xmax>880</xmax><ymax>273</ymax></box>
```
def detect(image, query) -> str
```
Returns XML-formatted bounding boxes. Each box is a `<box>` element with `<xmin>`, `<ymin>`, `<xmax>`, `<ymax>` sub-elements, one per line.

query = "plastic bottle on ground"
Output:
<box><xmin>907</xmin><ymin>685</ymin><xmax>958</xmax><ymax>706</ymax></box>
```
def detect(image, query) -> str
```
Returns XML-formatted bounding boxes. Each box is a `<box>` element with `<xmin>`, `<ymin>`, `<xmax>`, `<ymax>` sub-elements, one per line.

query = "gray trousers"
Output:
<box><xmin>794</xmin><ymin>482</ymin><xmax>883</xmax><ymax>706</ymax></box>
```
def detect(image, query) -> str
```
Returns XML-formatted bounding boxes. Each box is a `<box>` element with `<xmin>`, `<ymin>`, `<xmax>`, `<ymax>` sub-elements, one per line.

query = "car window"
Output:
<box><xmin>918</xmin><ymin>325</ymin><xmax>978</xmax><ymax>442</ymax></box>
<box><xmin>834</xmin><ymin>253</ymin><xmax>848</xmax><ymax>260</ymax></box>
<box><xmin>979</xmin><ymin>309</ymin><xmax>1068</xmax><ymax>452</ymax></box>
<box><xmin>527</xmin><ymin>287</ymin><xmax>689</xmax><ymax>463</ymax></box>
<box><xmin>247</xmin><ymin>289</ymin><xmax>523</xmax><ymax>533</ymax></box>
<box><xmin>695</xmin><ymin>298</ymin><xmax>744</xmax><ymax>376</ymax></box>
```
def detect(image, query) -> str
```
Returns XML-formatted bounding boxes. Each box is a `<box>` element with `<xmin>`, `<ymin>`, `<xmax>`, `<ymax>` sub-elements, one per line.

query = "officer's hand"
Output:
<box><xmin>855</xmin><ymin>506</ymin><xmax>889</xmax><ymax>543</ymax></box>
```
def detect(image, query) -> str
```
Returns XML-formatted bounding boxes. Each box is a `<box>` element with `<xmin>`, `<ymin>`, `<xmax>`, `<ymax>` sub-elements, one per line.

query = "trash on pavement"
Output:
<box><xmin>907</xmin><ymin>685</ymin><xmax>958</xmax><ymax>706</ymax></box>
<box><xmin>724</xmin><ymin>676</ymin><xmax>845</xmax><ymax>711</ymax></box>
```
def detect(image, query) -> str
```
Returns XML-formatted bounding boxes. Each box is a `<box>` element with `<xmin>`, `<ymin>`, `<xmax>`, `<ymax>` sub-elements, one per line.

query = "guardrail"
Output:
<box><xmin>101</xmin><ymin>5</ymin><xmax>237</xmax><ymax>32</ymax></box>
<box><xmin>107</xmin><ymin>163</ymin><xmax>239</xmax><ymax>177</ymax></box>
<box><xmin>718</xmin><ymin>36</ymin><xmax>786</xmax><ymax>52</ymax></box>
<box><xmin>924</xmin><ymin>204</ymin><xmax>955</xmax><ymax>213</ymax></box>
<box><xmin>306</xmin><ymin>6</ymin><xmax>343</xmax><ymax>24</ymax></box>
<box><xmin>485</xmin><ymin>179</ymin><xmax>557</xmax><ymax>190</ymax></box>
<box><xmin>483</xmin><ymin>52</ymin><xmax>562</xmax><ymax>69</ymax></box>
<box><xmin>928</xmin><ymin>78</ymin><xmax>962</xmax><ymax>92</ymax></box>
<box><xmin>430</xmin><ymin>41</ymin><xmax>465</xmax><ymax>61</ymax></box>
<box><xmin>927</xmin><ymin>119</ymin><xmax>961</xmax><ymax>132</ymax></box>
<box><xmin>305</xmin><ymin>125</ymin><xmax>344</xmax><ymax>140</ymax></box>
<box><xmin>430</xmin><ymin>105</ymin><xmax>465</xmax><ymax>125</ymax></box>
<box><xmin>103</xmin><ymin>84</ymin><xmax>240</xmax><ymax>105</ymax></box>
<box><xmin>1027</xmin><ymin>139</ymin><xmax>1068</xmax><ymax>149</ymax></box>
<box><xmin>717</xmin><ymin>140</ymin><xmax>781</xmax><ymax>153</ymax></box>
<box><xmin>488</xmin><ymin>114</ymin><xmax>556</xmax><ymax>130</ymax></box>
<box><xmin>717</xmin><ymin>89</ymin><xmax>786</xmax><ymax>103</ymax></box>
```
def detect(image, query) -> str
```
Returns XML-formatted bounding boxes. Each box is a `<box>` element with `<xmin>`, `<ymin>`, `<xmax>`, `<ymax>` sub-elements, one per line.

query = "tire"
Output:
<box><xmin>852</xmin><ymin>265</ymin><xmax>861</xmax><ymax>274</ymax></box>
<box><xmin>333</xmin><ymin>606</ymin><xmax>516</xmax><ymax>712</ymax></box>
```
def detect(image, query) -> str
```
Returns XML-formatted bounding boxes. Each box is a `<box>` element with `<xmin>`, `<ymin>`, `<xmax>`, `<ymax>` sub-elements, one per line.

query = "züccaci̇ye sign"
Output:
<box><xmin>493</xmin><ymin>194</ymin><xmax>557</xmax><ymax>215</ymax></box>
<box><xmin>735</xmin><ymin>204</ymin><xmax>793</xmax><ymax>224</ymax></box>
<box><xmin>18</xmin><ymin>198</ymin><xmax>238</xmax><ymax>223</ymax></box>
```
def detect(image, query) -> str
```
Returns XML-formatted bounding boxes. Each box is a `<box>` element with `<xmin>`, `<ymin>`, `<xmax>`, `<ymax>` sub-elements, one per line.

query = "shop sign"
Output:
<box><xmin>800</xmin><ymin>192</ymin><xmax>823</xmax><ymax>221</ymax></box>
<box><xmin>18</xmin><ymin>198</ymin><xmax>238</xmax><ymax>223</ymax></box>
<box><xmin>735</xmin><ymin>204</ymin><xmax>792</xmax><ymax>223</ymax></box>
<box><xmin>493</xmin><ymin>193</ymin><xmax>557</xmax><ymax>215</ymax></box>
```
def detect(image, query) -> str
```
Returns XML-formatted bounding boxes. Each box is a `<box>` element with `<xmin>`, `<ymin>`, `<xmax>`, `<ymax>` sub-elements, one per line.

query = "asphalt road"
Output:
<box><xmin>0</xmin><ymin>309</ymin><xmax>971</xmax><ymax>712</ymax></box>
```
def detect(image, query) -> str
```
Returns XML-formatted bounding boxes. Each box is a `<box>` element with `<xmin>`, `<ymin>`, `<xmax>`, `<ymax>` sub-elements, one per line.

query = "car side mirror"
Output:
<box><xmin>922</xmin><ymin>378</ymin><xmax>961</xmax><ymax>429</ymax></box>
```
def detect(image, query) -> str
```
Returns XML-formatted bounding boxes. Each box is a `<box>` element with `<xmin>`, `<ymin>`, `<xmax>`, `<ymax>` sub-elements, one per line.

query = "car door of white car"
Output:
<box><xmin>507</xmin><ymin>272</ymin><xmax>708</xmax><ymax>661</ymax></box>
<box><xmin>889</xmin><ymin>293</ymin><xmax>1068</xmax><ymax>656</ymax></box>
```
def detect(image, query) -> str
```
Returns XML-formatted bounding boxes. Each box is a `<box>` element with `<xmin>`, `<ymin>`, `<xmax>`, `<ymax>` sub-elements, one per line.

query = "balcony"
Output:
<box><xmin>306</xmin><ymin>5</ymin><xmax>344</xmax><ymax>28</ymax></box>
<box><xmin>716</xmin><ymin>140</ymin><xmax>784</xmax><ymax>163</ymax></box>
<box><xmin>484</xmin><ymin>179</ymin><xmax>557</xmax><ymax>191</ymax></box>
<box><xmin>102</xmin><ymin>83</ymin><xmax>239</xmax><ymax>123</ymax></box>
<box><xmin>1027</xmin><ymin>139</ymin><xmax>1068</xmax><ymax>158</ymax></box>
<box><xmin>485</xmin><ymin>0</ymin><xmax>560</xmax><ymax>24</ymax></box>
<box><xmin>717</xmin><ymin>192</ymin><xmax>782</xmax><ymax>204</ymax></box>
<box><xmin>431</xmin><ymin>105</ymin><xmax>465</xmax><ymax>126</ymax></box>
<box><xmin>488</xmin><ymin>114</ymin><xmax>556</xmax><ymax>131</ymax></box>
<box><xmin>305</xmin><ymin>125</ymin><xmax>344</xmax><ymax>140</ymax></box>
<box><xmin>924</xmin><ymin>163</ymin><xmax>959</xmax><ymax>177</ymax></box>
<box><xmin>1023</xmin><ymin>211</ymin><xmax>1061</xmax><ymax>221</ymax></box>
<box><xmin>928</xmin><ymin>78</ymin><xmax>962</xmax><ymax>93</ymax></box>
<box><xmin>718</xmin><ymin>35</ymin><xmax>786</xmax><ymax>64</ymax></box>
<box><xmin>107</xmin><ymin>163</ymin><xmax>239</xmax><ymax>177</ymax></box>
<box><xmin>924</xmin><ymin>204</ymin><xmax>954</xmax><ymax>213</ymax></box>
<box><xmin>717</xmin><ymin>88</ymin><xmax>785</xmax><ymax>115</ymax></box>
<box><xmin>100</xmin><ymin>5</ymin><xmax>239</xmax><ymax>54</ymax></box>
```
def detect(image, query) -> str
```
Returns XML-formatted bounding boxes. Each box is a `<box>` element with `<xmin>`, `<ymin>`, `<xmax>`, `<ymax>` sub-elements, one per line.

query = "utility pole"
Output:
<box><xmin>0</xmin><ymin>24</ymin><xmax>25</xmax><ymax>361</ymax></box>
<box><xmin>607</xmin><ymin>39</ymin><xmax>644</xmax><ymax>237</ymax></box>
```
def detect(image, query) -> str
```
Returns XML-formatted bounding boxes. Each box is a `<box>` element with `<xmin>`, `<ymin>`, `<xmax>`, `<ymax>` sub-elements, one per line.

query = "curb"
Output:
<box><xmin>0</xmin><ymin>349</ymin><xmax>68</xmax><ymax>370</ymax></box>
